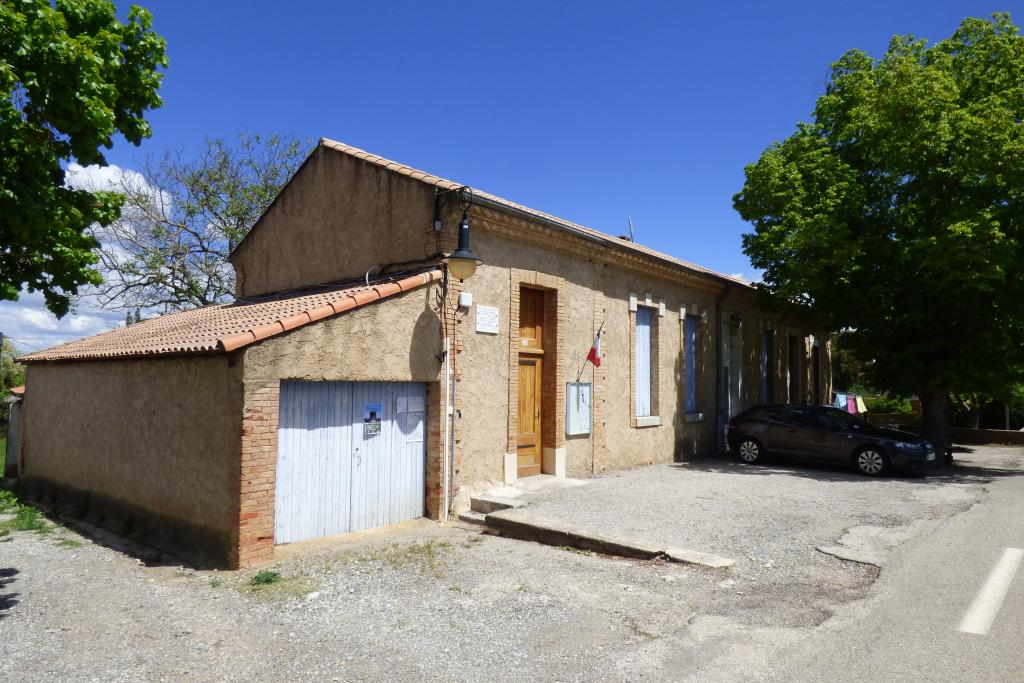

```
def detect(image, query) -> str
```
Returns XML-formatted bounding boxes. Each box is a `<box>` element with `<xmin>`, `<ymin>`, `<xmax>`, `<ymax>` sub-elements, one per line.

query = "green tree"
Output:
<box><xmin>0</xmin><ymin>337</ymin><xmax>25</xmax><ymax>426</ymax></box>
<box><xmin>734</xmin><ymin>13</ymin><xmax>1024</xmax><ymax>460</ymax></box>
<box><xmin>830</xmin><ymin>331</ymin><xmax>868</xmax><ymax>392</ymax></box>
<box><xmin>81</xmin><ymin>133</ymin><xmax>306</xmax><ymax>312</ymax></box>
<box><xmin>0</xmin><ymin>0</ymin><xmax>167</xmax><ymax>317</ymax></box>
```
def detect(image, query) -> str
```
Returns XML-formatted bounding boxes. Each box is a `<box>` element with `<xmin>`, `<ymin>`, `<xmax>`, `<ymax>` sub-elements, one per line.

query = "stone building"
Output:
<box><xmin>16</xmin><ymin>140</ymin><xmax>829</xmax><ymax>567</ymax></box>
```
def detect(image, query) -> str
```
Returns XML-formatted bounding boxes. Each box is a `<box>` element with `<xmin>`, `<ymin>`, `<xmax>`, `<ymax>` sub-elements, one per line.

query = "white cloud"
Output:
<box><xmin>17</xmin><ymin>308</ymin><xmax>59</xmax><ymax>332</ymax></box>
<box><xmin>66</xmin><ymin>162</ymin><xmax>142</xmax><ymax>192</ymax></box>
<box><xmin>729</xmin><ymin>272</ymin><xmax>753</xmax><ymax>285</ymax></box>
<box><xmin>66</xmin><ymin>162</ymin><xmax>170</xmax><ymax>214</ymax></box>
<box><xmin>0</xmin><ymin>162</ymin><xmax>168</xmax><ymax>356</ymax></box>
<box><xmin>68</xmin><ymin>314</ymin><xmax>107</xmax><ymax>332</ymax></box>
<box><xmin>0</xmin><ymin>290</ymin><xmax>123</xmax><ymax>354</ymax></box>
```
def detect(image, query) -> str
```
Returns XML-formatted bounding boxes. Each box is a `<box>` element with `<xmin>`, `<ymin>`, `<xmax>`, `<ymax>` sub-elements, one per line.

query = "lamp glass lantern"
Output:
<box><xmin>445</xmin><ymin>211</ymin><xmax>482</xmax><ymax>281</ymax></box>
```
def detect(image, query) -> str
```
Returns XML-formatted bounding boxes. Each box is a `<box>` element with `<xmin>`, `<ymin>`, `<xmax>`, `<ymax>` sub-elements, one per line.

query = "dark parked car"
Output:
<box><xmin>725</xmin><ymin>404</ymin><xmax>936</xmax><ymax>476</ymax></box>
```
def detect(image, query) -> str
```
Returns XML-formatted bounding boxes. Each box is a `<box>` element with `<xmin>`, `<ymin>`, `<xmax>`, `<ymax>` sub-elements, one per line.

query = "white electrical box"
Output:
<box><xmin>566</xmin><ymin>382</ymin><xmax>592</xmax><ymax>436</ymax></box>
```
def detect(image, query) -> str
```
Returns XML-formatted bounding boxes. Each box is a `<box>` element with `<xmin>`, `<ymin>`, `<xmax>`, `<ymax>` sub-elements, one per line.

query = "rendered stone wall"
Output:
<box><xmin>21</xmin><ymin>357</ymin><xmax>243</xmax><ymax>567</ymax></box>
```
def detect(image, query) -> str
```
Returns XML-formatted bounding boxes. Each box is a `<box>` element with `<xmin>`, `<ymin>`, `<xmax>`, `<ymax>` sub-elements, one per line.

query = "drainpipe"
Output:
<box><xmin>448</xmin><ymin>373</ymin><xmax>457</xmax><ymax>517</ymax></box>
<box><xmin>714</xmin><ymin>284</ymin><xmax>733</xmax><ymax>453</ymax></box>
<box><xmin>441</xmin><ymin>336</ymin><xmax>453</xmax><ymax>522</ymax></box>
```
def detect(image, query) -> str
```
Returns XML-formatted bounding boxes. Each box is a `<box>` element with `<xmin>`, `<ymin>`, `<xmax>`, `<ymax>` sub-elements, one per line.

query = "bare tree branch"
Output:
<box><xmin>81</xmin><ymin>132</ymin><xmax>307</xmax><ymax>313</ymax></box>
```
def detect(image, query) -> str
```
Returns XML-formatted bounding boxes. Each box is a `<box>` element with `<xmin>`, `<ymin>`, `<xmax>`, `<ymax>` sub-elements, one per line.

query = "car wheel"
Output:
<box><xmin>854</xmin><ymin>447</ymin><xmax>890</xmax><ymax>476</ymax></box>
<box><xmin>737</xmin><ymin>437</ymin><xmax>763</xmax><ymax>465</ymax></box>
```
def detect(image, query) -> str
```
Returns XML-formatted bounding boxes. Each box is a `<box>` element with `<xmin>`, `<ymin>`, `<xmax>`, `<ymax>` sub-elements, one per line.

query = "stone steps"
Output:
<box><xmin>457</xmin><ymin>510</ymin><xmax>487</xmax><ymax>526</ymax></box>
<box><xmin>469</xmin><ymin>494</ymin><xmax>524</xmax><ymax>515</ymax></box>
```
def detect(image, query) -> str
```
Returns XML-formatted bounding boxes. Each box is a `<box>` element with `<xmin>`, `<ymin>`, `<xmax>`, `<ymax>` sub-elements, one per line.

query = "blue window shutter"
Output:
<box><xmin>684</xmin><ymin>315</ymin><xmax>698</xmax><ymax>413</ymax></box>
<box><xmin>636</xmin><ymin>308</ymin><xmax>652</xmax><ymax>417</ymax></box>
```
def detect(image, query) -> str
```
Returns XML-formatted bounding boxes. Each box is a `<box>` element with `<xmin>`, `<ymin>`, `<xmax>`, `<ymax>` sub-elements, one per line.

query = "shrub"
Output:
<box><xmin>865</xmin><ymin>395</ymin><xmax>914</xmax><ymax>414</ymax></box>
<box><xmin>249</xmin><ymin>570</ymin><xmax>281</xmax><ymax>586</ymax></box>
<box><xmin>0</xmin><ymin>487</ymin><xmax>51</xmax><ymax>534</ymax></box>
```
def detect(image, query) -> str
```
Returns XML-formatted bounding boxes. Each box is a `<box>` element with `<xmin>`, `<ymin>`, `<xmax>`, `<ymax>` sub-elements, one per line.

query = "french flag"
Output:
<box><xmin>586</xmin><ymin>331</ymin><xmax>602</xmax><ymax>368</ymax></box>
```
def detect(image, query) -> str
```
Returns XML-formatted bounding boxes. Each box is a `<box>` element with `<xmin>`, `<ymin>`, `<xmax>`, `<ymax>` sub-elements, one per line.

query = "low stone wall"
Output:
<box><xmin>864</xmin><ymin>412</ymin><xmax>914</xmax><ymax>429</ymax></box>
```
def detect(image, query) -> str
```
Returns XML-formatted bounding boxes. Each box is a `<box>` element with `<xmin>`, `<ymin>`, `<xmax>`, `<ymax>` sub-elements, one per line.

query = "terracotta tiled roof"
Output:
<box><xmin>317</xmin><ymin>138</ymin><xmax>751</xmax><ymax>288</ymax></box>
<box><xmin>18</xmin><ymin>271</ymin><xmax>441</xmax><ymax>364</ymax></box>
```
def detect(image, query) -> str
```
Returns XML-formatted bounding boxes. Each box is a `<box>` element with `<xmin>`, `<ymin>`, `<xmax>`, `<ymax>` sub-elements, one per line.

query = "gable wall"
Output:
<box><xmin>231</xmin><ymin>147</ymin><xmax>437</xmax><ymax>298</ymax></box>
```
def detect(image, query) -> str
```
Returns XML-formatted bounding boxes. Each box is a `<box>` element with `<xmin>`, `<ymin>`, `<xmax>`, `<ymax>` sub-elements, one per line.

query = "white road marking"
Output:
<box><xmin>959</xmin><ymin>547</ymin><xmax>1024</xmax><ymax>635</ymax></box>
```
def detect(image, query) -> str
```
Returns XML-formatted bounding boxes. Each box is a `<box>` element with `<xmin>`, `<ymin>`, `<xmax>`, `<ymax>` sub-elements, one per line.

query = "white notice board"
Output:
<box><xmin>566</xmin><ymin>382</ymin><xmax>592</xmax><ymax>436</ymax></box>
<box><xmin>476</xmin><ymin>305</ymin><xmax>499</xmax><ymax>334</ymax></box>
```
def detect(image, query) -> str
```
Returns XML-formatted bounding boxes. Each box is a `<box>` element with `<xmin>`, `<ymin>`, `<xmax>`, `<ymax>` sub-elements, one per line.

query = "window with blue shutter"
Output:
<box><xmin>635</xmin><ymin>307</ymin><xmax>652</xmax><ymax>417</ymax></box>
<box><xmin>684</xmin><ymin>315</ymin><xmax>698</xmax><ymax>414</ymax></box>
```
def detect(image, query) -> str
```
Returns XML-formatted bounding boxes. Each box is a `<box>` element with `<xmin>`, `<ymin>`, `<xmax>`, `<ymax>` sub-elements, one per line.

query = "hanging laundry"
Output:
<box><xmin>856</xmin><ymin>396</ymin><xmax>867</xmax><ymax>413</ymax></box>
<box><xmin>834</xmin><ymin>393</ymin><xmax>848</xmax><ymax>409</ymax></box>
<box><xmin>847</xmin><ymin>397</ymin><xmax>858</xmax><ymax>414</ymax></box>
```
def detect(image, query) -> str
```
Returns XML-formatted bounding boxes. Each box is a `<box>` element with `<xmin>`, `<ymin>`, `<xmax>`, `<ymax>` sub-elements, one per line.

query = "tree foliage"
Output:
<box><xmin>734</xmin><ymin>13</ymin><xmax>1024</xmax><ymax>451</ymax></box>
<box><xmin>0</xmin><ymin>337</ymin><xmax>25</xmax><ymax>426</ymax></box>
<box><xmin>0</xmin><ymin>338</ymin><xmax>23</xmax><ymax>393</ymax></box>
<box><xmin>0</xmin><ymin>0</ymin><xmax>167</xmax><ymax>317</ymax></box>
<box><xmin>830</xmin><ymin>331</ymin><xmax>868</xmax><ymax>392</ymax></box>
<box><xmin>82</xmin><ymin>133</ymin><xmax>306</xmax><ymax>312</ymax></box>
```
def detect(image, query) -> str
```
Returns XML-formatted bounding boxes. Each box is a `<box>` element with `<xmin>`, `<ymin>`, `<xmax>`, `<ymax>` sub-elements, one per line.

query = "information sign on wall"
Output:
<box><xmin>475</xmin><ymin>305</ymin><xmax>499</xmax><ymax>334</ymax></box>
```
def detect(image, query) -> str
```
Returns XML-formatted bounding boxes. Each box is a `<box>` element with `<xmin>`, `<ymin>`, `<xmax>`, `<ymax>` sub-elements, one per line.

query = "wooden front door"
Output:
<box><xmin>517</xmin><ymin>288</ymin><xmax>544</xmax><ymax>476</ymax></box>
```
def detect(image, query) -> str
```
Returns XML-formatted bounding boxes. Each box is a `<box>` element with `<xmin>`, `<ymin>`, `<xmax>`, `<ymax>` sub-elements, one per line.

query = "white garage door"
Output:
<box><xmin>275</xmin><ymin>381</ymin><xmax>427</xmax><ymax>544</ymax></box>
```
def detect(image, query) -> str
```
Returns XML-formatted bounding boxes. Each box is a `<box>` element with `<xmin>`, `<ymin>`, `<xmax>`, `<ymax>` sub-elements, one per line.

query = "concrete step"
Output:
<box><xmin>470</xmin><ymin>494</ymin><xmax>524</xmax><ymax>515</ymax></box>
<box><xmin>485</xmin><ymin>509</ymin><xmax>735</xmax><ymax>568</ymax></box>
<box><xmin>457</xmin><ymin>510</ymin><xmax>487</xmax><ymax>526</ymax></box>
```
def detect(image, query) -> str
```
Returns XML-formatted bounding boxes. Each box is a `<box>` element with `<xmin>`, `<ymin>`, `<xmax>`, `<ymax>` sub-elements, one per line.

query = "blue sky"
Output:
<box><xmin>2</xmin><ymin>0</ymin><xmax>1015</xmax><ymax>352</ymax></box>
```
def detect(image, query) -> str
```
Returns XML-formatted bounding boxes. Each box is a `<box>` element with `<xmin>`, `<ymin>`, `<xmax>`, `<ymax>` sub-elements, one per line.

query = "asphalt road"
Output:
<box><xmin>767</xmin><ymin>456</ymin><xmax>1024</xmax><ymax>682</ymax></box>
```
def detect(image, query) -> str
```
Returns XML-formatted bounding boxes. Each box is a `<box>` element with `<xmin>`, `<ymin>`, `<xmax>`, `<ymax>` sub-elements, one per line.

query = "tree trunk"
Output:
<box><xmin>966</xmin><ymin>408</ymin><xmax>981</xmax><ymax>429</ymax></box>
<box><xmin>921</xmin><ymin>388</ymin><xmax>950</xmax><ymax>467</ymax></box>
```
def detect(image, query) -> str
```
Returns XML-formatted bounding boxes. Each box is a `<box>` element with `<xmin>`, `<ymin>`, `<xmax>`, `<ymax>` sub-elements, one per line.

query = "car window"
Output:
<box><xmin>750</xmin><ymin>407</ymin><xmax>788</xmax><ymax>422</ymax></box>
<box><xmin>788</xmin><ymin>407</ymin><xmax>823</xmax><ymax>427</ymax></box>
<box><xmin>819</xmin><ymin>407</ymin><xmax>867</xmax><ymax>429</ymax></box>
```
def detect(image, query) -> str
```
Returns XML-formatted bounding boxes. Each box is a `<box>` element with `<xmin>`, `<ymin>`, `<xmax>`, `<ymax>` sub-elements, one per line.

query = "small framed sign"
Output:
<box><xmin>475</xmin><ymin>305</ymin><xmax>499</xmax><ymax>334</ymax></box>
<box><xmin>363</xmin><ymin>402</ymin><xmax>382</xmax><ymax>437</ymax></box>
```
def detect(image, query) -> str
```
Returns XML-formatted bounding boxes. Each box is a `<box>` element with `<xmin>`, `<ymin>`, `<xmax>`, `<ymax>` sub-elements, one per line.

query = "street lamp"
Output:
<box><xmin>445</xmin><ymin>211</ymin><xmax>482</xmax><ymax>281</ymax></box>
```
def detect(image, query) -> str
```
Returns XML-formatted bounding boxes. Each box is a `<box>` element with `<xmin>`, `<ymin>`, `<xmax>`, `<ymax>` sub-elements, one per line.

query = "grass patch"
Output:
<box><xmin>13</xmin><ymin>507</ymin><xmax>50</xmax><ymax>534</ymax></box>
<box><xmin>0</xmin><ymin>488</ymin><xmax>19</xmax><ymax>513</ymax></box>
<box><xmin>55</xmin><ymin>538</ymin><xmax>82</xmax><ymax>549</ymax></box>
<box><xmin>209</xmin><ymin>578</ymin><xmax>223</xmax><ymax>588</ymax></box>
<box><xmin>0</xmin><ymin>488</ymin><xmax>51</xmax><ymax>535</ymax></box>
<box><xmin>341</xmin><ymin>540</ymin><xmax>455</xmax><ymax>579</ymax></box>
<box><xmin>240</xmin><ymin>570</ymin><xmax>314</xmax><ymax>602</ymax></box>
<box><xmin>366</xmin><ymin>540</ymin><xmax>454</xmax><ymax>578</ymax></box>
<box><xmin>249</xmin><ymin>570</ymin><xmax>282</xmax><ymax>587</ymax></box>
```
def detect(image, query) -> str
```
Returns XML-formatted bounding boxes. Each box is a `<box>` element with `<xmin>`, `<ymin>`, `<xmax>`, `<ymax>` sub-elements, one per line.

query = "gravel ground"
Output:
<box><xmin>0</xmin><ymin>446</ymin><xmax>1014</xmax><ymax>682</ymax></box>
<box><xmin>513</xmin><ymin>449</ymin><xmax>998</xmax><ymax>618</ymax></box>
